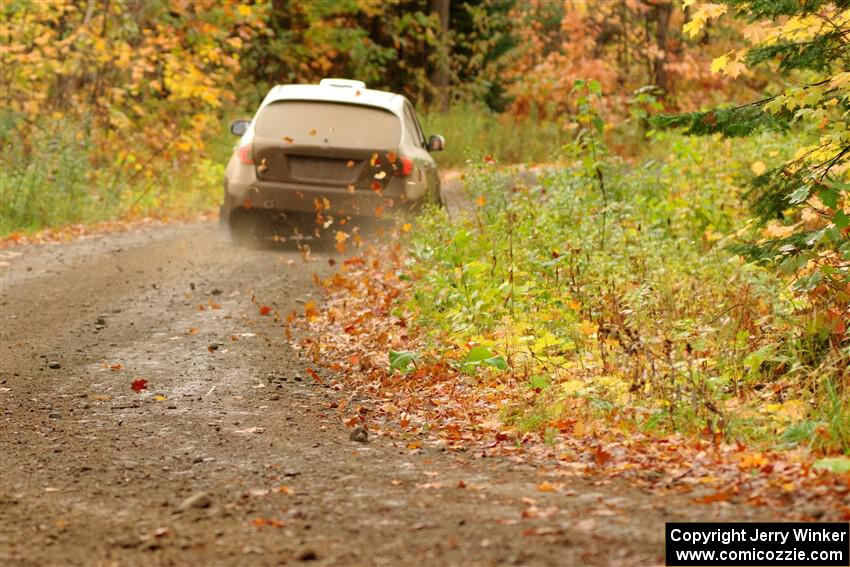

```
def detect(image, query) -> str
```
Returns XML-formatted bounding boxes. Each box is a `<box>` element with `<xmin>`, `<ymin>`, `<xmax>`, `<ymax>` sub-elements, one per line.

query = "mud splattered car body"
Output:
<box><xmin>221</xmin><ymin>79</ymin><xmax>443</xmax><ymax>238</ymax></box>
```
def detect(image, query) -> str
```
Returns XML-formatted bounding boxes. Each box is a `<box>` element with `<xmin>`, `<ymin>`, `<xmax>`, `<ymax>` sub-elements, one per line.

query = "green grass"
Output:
<box><xmin>420</xmin><ymin>104</ymin><xmax>572</xmax><ymax>169</ymax></box>
<box><xmin>0</xmin><ymin>117</ymin><xmax>234</xmax><ymax>237</ymax></box>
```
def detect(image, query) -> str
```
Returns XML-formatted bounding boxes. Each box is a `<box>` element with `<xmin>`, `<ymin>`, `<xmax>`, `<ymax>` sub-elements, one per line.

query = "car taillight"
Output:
<box><xmin>236</xmin><ymin>144</ymin><xmax>253</xmax><ymax>165</ymax></box>
<box><xmin>393</xmin><ymin>157</ymin><xmax>413</xmax><ymax>177</ymax></box>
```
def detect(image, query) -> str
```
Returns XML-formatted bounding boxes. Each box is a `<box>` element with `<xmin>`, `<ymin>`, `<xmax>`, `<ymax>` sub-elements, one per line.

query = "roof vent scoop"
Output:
<box><xmin>319</xmin><ymin>78</ymin><xmax>367</xmax><ymax>89</ymax></box>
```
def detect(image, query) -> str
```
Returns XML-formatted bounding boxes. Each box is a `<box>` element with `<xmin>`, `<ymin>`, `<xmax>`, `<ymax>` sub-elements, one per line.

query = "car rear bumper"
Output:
<box><xmin>221</xmin><ymin>179</ymin><xmax>422</xmax><ymax>224</ymax></box>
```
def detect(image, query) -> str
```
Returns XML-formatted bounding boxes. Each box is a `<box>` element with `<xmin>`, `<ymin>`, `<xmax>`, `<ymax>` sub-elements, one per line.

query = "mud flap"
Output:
<box><xmin>218</xmin><ymin>204</ymin><xmax>234</xmax><ymax>243</ymax></box>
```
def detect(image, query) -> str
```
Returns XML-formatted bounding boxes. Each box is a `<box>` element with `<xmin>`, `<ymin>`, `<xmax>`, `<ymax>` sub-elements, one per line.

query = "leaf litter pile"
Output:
<box><xmin>290</xmin><ymin>233</ymin><xmax>850</xmax><ymax>522</ymax></box>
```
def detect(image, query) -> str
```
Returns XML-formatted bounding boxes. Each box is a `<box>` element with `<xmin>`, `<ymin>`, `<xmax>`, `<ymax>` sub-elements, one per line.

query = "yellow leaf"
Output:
<box><xmin>739</xmin><ymin>453</ymin><xmax>768</xmax><ymax>469</ymax></box>
<box><xmin>710</xmin><ymin>54</ymin><xmax>729</xmax><ymax>75</ymax></box>
<box><xmin>683</xmin><ymin>3</ymin><xmax>728</xmax><ymax>38</ymax></box>
<box><xmin>683</xmin><ymin>18</ymin><xmax>703</xmax><ymax>38</ymax></box>
<box><xmin>536</xmin><ymin>482</ymin><xmax>556</xmax><ymax>492</ymax></box>
<box><xmin>154</xmin><ymin>395</ymin><xmax>167</xmax><ymax>401</ymax></box>
<box><xmin>401</xmin><ymin>223</ymin><xmax>412</xmax><ymax>232</ymax></box>
<box><xmin>724</xmin><ymin>60</ymin><xmax>747</xmax><ymax>78</ymax></box>
<box><xmin>774</xmin><ymin>400</ymin><xmax>807</xmax><ymax>423</ymax></box>
<box><xmin>561</xmin><ymin>379</ymin><xmax>584</xmax><ymax>396</ymax></box>
<box><xmin>237</xmin><ymin>4</ymin><xmax>251</xmax><ymax>17</ymax></box>
<box><xmin>751</xmin><ymin>161</ymin><xmax>766</xmax><ymax>175</ymax></box>
<box><xmin>578</xmin><ymin>320</ymin><xmax>597</xmax><ymax>337</ymax></box>
<box><xmin>763</xmin><ymin>222</ymin><xmax>795</xmax><ymax>238</ymax></box>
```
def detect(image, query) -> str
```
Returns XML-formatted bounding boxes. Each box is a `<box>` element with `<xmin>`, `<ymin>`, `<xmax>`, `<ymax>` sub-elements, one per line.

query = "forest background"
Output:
<box><xmin>1</xmin><ymin>0</ymin><xmax>762</xmax><ymax>230</ymax></box>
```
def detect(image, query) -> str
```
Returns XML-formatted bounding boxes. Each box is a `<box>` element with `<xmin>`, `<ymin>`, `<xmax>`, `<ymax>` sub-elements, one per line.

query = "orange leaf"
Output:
<box><xmin>251</xmin><ymin>518</ymin><xmax>285</xmax><ymax>528</ymax></box>
<box><xmin>692</xmin><ymin>490</ymin><xmax>731</xmax><ymax>504</ymax></box>
<box><xmin>593</xmin><ymin>446</ymin><xmax>612</xmax><ymax>466</ymax></box>
<box><xmin>307</xmin><ymin>368</ymin><xmax>323</xmax><ymax>384</ymax></box>
<box><xmin>739</xmin><ymin>453</ymin><xmax>768</xmax><ymax>470</ymax></box>
<box><xmin>304</xmin><ymin>301</ymin><xmax>319</xmax><ymax>319</ymax></box>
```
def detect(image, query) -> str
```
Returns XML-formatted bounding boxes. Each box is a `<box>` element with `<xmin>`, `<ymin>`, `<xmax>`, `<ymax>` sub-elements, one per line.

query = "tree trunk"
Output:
<box><xmin>428</xmin><ymin>0</ymin><xmax>450</xmax><ymax>112</ymax></box>
<box><xmin>652</xmin><ymin>2</ymin><xmax>673</xmax><ymax>99</ymax></box>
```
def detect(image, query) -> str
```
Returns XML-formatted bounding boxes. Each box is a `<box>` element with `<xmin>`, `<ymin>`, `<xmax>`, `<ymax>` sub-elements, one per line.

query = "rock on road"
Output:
<box><xmin>0</xmin><ymin>219</ymin><xmax>763</xmax><ymax>566</ymax></box>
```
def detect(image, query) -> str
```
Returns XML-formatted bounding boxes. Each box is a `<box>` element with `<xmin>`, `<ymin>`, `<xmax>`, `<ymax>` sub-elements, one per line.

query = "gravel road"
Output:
<box><xmin>0</xmin><ymin>220</ymin><xmax>771</xmax><ymax>566</ymax></box>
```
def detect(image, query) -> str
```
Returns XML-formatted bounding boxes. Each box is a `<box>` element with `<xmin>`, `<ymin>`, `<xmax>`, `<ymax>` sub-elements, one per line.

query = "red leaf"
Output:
<box><xmin>131</xmin><ymin>379</ymin><xmax>148</xmax><ymax>393</ymax></box>
<box><xmin>259</xmin><ymin>305</ymin><xmax>272</xmax><ymax>316</ymax></box>
<box><xmin>593</xmin><ymin>446</ymin><xmax>612</xmax><ymax>466</ymax></box>
<box><xmin>307</xmin><ymin>368</ymin><xmax>323</xmax><ymax>384</ymax></box>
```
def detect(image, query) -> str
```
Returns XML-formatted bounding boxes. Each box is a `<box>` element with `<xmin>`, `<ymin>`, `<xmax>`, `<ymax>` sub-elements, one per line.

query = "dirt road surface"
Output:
<box><xmin>1</xmin><ymin>220</ymin><xmax>772</xmax><ymax>567</ymax></box>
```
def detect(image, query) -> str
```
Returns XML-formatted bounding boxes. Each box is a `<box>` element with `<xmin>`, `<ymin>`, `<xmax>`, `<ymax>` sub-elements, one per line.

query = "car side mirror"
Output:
<box><xmin>427</xmin><ymin>134</ymin><xmax>445</xmax><ymax>152</ymax></box>
<box><xmin>230</xmin><ymin>120</ymin><xmax>250</xmax><ymax>136</ymax></box>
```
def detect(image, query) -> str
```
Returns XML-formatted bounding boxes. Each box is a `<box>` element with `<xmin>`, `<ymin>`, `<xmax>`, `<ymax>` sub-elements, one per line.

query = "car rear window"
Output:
<box><xmin>254</xmin><ymin>101</ymin><xmax>401</xmax><ymax>148</ymax></box>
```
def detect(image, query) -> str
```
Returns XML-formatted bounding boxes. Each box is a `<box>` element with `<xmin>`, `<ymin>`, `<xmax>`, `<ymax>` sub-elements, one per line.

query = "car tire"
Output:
<box><xmin>229</xmin><ymin>210</ymin><xmax>266</xmax><ymax>249</ymax></box>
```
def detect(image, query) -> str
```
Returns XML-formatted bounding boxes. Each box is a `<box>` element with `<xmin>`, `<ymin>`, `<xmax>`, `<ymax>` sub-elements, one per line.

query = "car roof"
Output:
<box><xmin>262</xmin><ymin>82</ymin><xmax>404</xmax><ymax>114</ymax></box>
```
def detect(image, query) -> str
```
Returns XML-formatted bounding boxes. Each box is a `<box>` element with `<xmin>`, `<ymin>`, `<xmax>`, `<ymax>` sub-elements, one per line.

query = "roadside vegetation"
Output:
<box><xmin>406</xmin><ymin>130</ymin><xmax>848</xmax><ymax>454</ymax></box>
<box><xmin>401</xmin><ymin>0</ymin><xmax>850</xmax><ymax>453</ymax></box>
